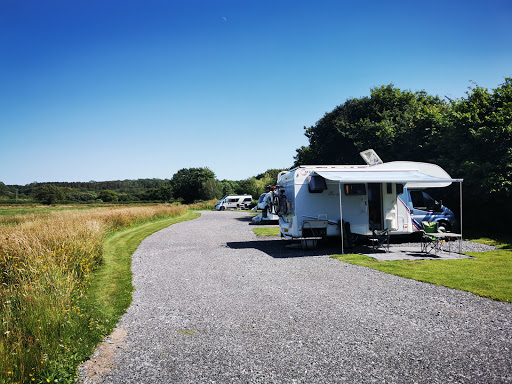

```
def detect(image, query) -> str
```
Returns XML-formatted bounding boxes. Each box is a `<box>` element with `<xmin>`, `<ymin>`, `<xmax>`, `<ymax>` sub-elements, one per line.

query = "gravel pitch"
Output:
<box><xmin>97</xmin><ymin>211</ymin><xmax>511</xmax><ymax>383</ymax></box>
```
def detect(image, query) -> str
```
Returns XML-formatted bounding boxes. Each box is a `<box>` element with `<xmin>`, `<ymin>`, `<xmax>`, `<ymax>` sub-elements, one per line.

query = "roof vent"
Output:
<box><xmin>360</xmin><ymin>149</ymin><xmax>383</xmax><ymax>166</ymax></box>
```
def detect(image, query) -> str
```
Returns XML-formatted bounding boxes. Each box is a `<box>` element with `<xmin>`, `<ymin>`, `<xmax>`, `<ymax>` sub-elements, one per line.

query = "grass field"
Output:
<box><xmin>0</xmin><ymin>204</ymin><xmax>199</xmax><ymax>383</ymax></box>
<box><xmin>0</xmin><ymin>205</ymin><xmax>95</xmax><ymax>216</ymax></box>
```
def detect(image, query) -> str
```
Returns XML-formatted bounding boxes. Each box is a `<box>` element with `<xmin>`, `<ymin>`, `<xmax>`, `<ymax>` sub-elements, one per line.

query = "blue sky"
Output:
<box><xmin>1</xmin><ymin>0</ymin><xmax>511</xmax><ymax>185</ymax></box>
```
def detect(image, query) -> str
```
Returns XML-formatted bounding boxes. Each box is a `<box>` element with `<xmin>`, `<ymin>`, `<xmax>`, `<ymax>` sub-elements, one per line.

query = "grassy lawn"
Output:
<box><xmin>332</xmin><ymin>243</ymin><xmax>512</xmax><ymax>303</ymax></box>
<box><xmin>253</xmin><ymin>226</ymin><xmax>280</xmax><ymax>237</ymax></box>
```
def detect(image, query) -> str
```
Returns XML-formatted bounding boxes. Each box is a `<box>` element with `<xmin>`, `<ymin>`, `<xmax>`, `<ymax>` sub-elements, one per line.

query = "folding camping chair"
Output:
<box><xmin>420</xmin><ymin>221</ymin><xmax>442</xmax><ymax>255</ymax></box>
<box><xmin>370</xmin><ymin>228</ymin><xmax>390</xmax><ymax>252</ymax></box>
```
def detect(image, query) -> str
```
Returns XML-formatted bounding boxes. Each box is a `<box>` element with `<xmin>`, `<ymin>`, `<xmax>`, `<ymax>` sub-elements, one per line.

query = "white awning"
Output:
<box><xmin>315</xmin><ymin>170</ymin><xmax>460</xmax><ymax>185</ymax></box>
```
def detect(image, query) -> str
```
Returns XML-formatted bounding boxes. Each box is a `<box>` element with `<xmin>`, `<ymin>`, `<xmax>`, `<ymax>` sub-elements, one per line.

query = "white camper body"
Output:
<box><xmin>277</xmin><ymin>160</ymin><xmax>460</xmax><ymax>240</ymax></box>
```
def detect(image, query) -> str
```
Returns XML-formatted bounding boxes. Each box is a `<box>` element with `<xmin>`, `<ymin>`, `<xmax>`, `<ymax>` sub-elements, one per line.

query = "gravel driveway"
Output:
<box><xmin>92</xmin><ymin>211</ymin><xmax>511</xmax><ymax>383</ymax></box>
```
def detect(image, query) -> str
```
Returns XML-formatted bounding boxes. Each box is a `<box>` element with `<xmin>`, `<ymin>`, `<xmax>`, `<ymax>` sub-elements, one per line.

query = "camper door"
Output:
<box><xmin>341</xmin><ymin>183</ymin><xmax>370</xmax><ymax>235</ymax></box>
<box><xmin>368</xmin><ymin>183</ymin><xmax>398</xmax><ymax>231</ymax></box>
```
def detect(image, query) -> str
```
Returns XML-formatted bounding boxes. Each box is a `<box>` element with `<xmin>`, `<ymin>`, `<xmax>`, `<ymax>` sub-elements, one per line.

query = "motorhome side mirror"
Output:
<box><xmin>410</xmin><ymin>209</ymin><xmax>414</xmax><ymax>214</ymax></box>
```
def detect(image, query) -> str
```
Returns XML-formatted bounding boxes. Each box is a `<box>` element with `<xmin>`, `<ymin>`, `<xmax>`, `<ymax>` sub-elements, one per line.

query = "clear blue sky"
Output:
<box><xmin>1</xmin><ymin>0</ymin><xmax>511</xmax><ymax>185</ymax></box>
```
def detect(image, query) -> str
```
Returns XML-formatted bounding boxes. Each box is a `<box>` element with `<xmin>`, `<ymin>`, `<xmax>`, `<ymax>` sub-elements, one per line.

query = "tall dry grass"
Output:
<box><xmin>0</xmin><ymin>205</ymin><xmax>187</xmax><ymax>383</ymax></box>
<box><xmin>187</xmin><ymin>199</ymin><xmax>218</xmax><ymax>211</ymax></box>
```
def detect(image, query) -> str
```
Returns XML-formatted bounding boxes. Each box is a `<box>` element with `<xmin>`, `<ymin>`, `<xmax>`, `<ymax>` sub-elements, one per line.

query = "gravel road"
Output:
<box><xmin>93</xmin><ymin>211</ymin><xmax>511</xmax><ymax>383</ymax></box>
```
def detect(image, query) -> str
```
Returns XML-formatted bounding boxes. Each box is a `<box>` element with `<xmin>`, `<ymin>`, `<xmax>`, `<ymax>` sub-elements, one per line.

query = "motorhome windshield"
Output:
<box><xmin>410</xmin><ymin>190</ymin><xmax>439</xmax><ymax>211</ymax></box>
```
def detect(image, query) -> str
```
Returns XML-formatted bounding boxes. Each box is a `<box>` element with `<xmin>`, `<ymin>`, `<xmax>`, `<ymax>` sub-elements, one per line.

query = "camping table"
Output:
<box><xmin>427</xmin><ymin>233</ymin><xmax>462</xmax><ymax>254</ymax></box>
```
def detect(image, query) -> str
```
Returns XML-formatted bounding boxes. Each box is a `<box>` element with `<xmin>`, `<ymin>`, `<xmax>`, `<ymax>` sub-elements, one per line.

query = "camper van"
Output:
<box><xmin>398</xmin><ymin>188</ymin><xmax>458</xmax><ymax>233</ymax></box>
<box><xmin>215</xmin><ymin>195</ymin><xmax>253</xmax><ymax>211</ymax></box>
<box><xmin>275</xmin><ymin>150</ymin><xmax>461</xmax><ymax>241</ymax></box>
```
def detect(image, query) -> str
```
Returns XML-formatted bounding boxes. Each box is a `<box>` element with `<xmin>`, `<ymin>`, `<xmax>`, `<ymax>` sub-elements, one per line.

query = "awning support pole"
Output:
<box><xmin>460</xmin><ymin>182</ymin><xmax>463</xmax><ymax>239</ymax></box>
<box><xmin>339</xmin><ymin>183</ymin><xmax>344</xmax><ymax>255</ymax></box>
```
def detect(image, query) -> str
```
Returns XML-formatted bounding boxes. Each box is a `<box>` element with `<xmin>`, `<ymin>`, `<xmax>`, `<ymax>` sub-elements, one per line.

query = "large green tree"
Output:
<box><xmin>440</xmin><ymin>79</ymin><xmax>512</xmax><ymax>200</ymax></box>
<box><xmin>294</xmin><ymin>84</ymin><xmax>449</xmax><ymax>166</ymax></box>
<box><xmin>201</xmin><ymin>179</ymin><xmax>223</xmax><ymax>200</ymax></box>
<box><xmin>171</xmin><ymin>167</ymin><xmax>217</xmax><ymax>203</ymax></box>
<box><xmin>236</xmin><ymin>177</ymin><xmax>265</xmax><ymax>198</ymax></box>
<box><xmin>255</xmin><ymin>168</ymin><xmax>288</xmax><ymax>186</ymax></box>
<box><xmin>438</xmin><ymin>79</ymin><xmax>512</xmax><ymax>228</ymax></box>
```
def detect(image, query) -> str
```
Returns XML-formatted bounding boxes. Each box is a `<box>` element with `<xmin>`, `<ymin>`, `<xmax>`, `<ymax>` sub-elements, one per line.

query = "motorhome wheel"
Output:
<box><xmin>220</xmin><ymin>206</ymin><xmax>225</xmax><ymax>211</ymax></box>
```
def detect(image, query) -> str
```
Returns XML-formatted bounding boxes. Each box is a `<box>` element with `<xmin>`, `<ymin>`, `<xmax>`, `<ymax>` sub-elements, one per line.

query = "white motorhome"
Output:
<box><xmin>275</xmin><ymin>150</ymin><xmax>462</xmax><ymax>242</ymax></box>
<box><xmin>215</xmin><ymin>195</ymin><xmax>253</xmax><ymax>211</ymax></box>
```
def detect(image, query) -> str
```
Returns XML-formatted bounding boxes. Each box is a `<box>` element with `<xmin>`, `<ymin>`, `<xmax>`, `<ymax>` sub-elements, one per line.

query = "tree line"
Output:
<box><xmin>0</xmin><ymin>169</ymin><xmax>285</xmax><ymax>205</ymax></box>
<box><xmin>294</xmin><ymin>78</ymin><xmax>511</xmax><ymax>231</ymax></box>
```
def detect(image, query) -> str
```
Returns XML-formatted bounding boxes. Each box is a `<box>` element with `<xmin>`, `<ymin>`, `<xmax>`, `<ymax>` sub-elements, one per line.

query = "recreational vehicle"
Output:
<box><xmin>251</xmin><ymin>191</ymin><xmax>279</xmax><ymax>224</ymax></box>
<box><xmin>275</xmin><ymin>150</ymin><xmax>462</xmax><ymax>243</ymax></box>
<box><xmin>215</xmin><ymin>195</ymin><xmax>253</xmax><ymax>211</ymax></box>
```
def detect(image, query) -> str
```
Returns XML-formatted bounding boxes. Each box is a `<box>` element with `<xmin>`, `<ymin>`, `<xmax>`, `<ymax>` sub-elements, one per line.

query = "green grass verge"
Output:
<box><xmin>253</xmin><ymin>227</ymin><xmax>280</xmax><ymax>237</ymax></box>
<box><xmin>89</xmin><ymin>211</ymin><xmax>200</xmax><ymax>320</ymax></box>
<box><xmin>41</xmin><ymin>210</ymin><xmax>201</xmax><ymax>383</ymax></box>
<box><xmin>332</xmin><ymin>246</ymin><xmax>512</xmax><ymax>303</ymax></box>
<box><xmin>93</xmin><ymin>209</ymin><xmax>200</xmax><ymax>320</ymax></box>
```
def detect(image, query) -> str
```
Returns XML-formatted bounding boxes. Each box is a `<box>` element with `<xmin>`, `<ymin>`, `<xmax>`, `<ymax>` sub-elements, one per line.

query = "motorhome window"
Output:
<box><xmin>386</xmin><ymin>183</ymin><xmax>392</xmax><ymax>194</ymax></box>
<box><xmin>243</xmin><ymin>198</ymin><xmax>252</xmax><ymax>202</ymax></box>
<box><xmin>344</xmin><ymin>184</ymin><xmax>366</xmax><ymax>195</ymax></box>
<box><xmin>308</xmin><ymin>175</ymin><xmax>327</xmax><ymax>193</ymax></box>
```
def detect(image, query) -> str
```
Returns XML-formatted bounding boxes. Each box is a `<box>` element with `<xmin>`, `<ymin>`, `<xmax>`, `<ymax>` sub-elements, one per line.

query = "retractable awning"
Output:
<box><xmin>316</xmin><ymin>168</ymin><xmax>464</xmax><ymax>255</ymax></box>
<box><xmin>315</xmin><ymin>170</ymin><xmax>461</xmax><ymax>185</ymax></box>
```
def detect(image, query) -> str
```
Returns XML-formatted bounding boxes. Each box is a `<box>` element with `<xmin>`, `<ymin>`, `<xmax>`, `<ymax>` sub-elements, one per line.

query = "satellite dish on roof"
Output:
<box><xmin>360</xmin><ymin>149</ymin><xmax>383</xmax><ymax>166</ymax></box>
